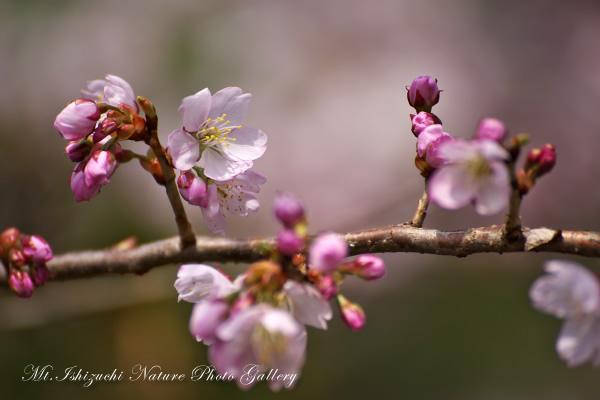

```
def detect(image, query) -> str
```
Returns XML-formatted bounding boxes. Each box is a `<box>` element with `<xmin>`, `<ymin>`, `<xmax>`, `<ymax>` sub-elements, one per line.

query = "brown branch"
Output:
<box><xmin>145</xmin><ymin>115</ymin><xmax>197</xmax><ymax>249</ymax></box>
<box><xmin>2</xmin><ymin>225</ymin><xmax>599</xmax><ymax>286</ymax></box>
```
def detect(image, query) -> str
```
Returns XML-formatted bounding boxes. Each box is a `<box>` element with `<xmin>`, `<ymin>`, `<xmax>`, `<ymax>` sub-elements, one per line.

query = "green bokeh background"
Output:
<box><xmin>2</xmin><ymin>0</ymin><xmax>600</xmax><ymax>398</ymax></box>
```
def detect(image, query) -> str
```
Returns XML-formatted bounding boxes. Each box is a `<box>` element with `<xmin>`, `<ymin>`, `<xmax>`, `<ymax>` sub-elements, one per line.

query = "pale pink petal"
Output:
<box><xmin>201</xmin><ymin>187</ymin><xmax>227</xmax><ymax>236</ymax></box>
<box><xmin>199</xmin><ymin>148</ymin><xmax>251</xmax><ymax>181</ymax></box>
<box><xmin>476</xmin><ymin>139</ymin><xmax>509</xmax><ymax>161</ymax></box>
<box><xmin>105</xmin><ymin>74</ymin><xmax>135</xmax><ymax>102</ymax></box>
<box><xmin>428</xmin><ymin>165</ymin><xmax>476</xmax><ymax>210</ymax></box>
<box><xmin>556</xmin><ymin>315</ymin><xmax>600</xmax><ymax>367</ymax></box>
<box><xmin>425</xmin><ymin>133</ymin><xmax>453</xmax><ymax>168</ymax></box>
<box><xmin>189</xmin><ymin>300</ymin><xmax>229</xmax><ymax>345</ymax></box>
<box><xmin>174</xmin><ymin>264</ymin><xmax>234</xmax><ymax>303</ymax></box>
<box><xmin>224</xmin><ymin>126</ymin><xmax>267</xmax><ymax>162</ymax></box>
<box><xmin>168</xmin><ymin>129</ymin><xmax>200</xmax><ymax>171</ymax></box>
<box><xmin>70</xmin><ymin>169</ymin><xmax>100</xmax><ymax>202</ymax></box>
<box><xmin>103</xmin><ymin>85</ymin><xmax>135</xmax><ymax>108</ymax></box>
<box><xmin>437</xmin><ymin>139</ymin><xmax>476</xmax><ymax>162</ymax></box>
<box><xmin>179</xmin><ymin>88</ymin><xmax>212</xmax><ymax>132</ymax></box>
<box><xmin>209</xmin><ymin>87</ymin><xmax>251</xmax><ymax>125</ymax></box>
<box><xmin>531</xmin><ymin>260</ymin><xmax>600</xmax><ymax>318</ymax></box>
<box><xmin>283</xmin><ymin>281</ymin><xmax>332</xmax><ymax>329</ymax></box>
<box><xmin>473</xmin><ymin>161</ymin><xmax>510</xmax><ymax>215</ymax></box>
<box><xmin>417</xmin><ymin>124</ymin><xmax>444</xmax><ymax>157</ymax></box>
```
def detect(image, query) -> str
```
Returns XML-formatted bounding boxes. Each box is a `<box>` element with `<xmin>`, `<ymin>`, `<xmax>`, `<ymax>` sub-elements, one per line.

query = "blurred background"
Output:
<box><xmin>2</xmin><ymin>0</ymin><xmax>600</xmax><ymax>398</ymax></box>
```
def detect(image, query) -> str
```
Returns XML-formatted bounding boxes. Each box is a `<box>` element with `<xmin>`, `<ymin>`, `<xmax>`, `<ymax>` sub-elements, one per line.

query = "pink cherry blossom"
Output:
<box><xmin>530</xmin><ymin>260</ymin><xmax>600</xmax><ymax>366</ymax></box>
<box><xmin>167</xmin><ymin>87</ymin><xmax>267</xmax><ymax>181</ymax></box>
<box><xmin>70</xmin><ymin>168</ymin><xmax>101</xmax><ymax>202</ymax></box>
<box><xmin>84</xmin><ymin>150</ymin><xmax>117</xmax><ymax>187</ymax></box>
<box><xmin>54</xmin><ymin>99</ymin><xmax>101</xmax><ymax>141</ymax></box>
<box><xmin>200</xmin><ymin>170</ymin><xmax>266</xmax><ymax>236</ymax></box>
<box><xmin>189</xmin><ymin>299</ymin><xmax>230</xmax><ymax>345</ymax></box>
<box><xmin>476</xmin><ymin>118</ymin><xmax>506</xmax><ymax>142</ymax></box>
<box><xmin>428</xmin><ymin>139</ymin><xmax>510</xmax><ymax>216</ymax></box>
<box><xmin>81</xmin><ymin>74</ymin><xmax>138</xmax><ymax>110</ymax></box>
<box><xmin>209</xmin><ymin>304</ymin><xmax>306</xmax><ymax>391</ymax></box>
<box><xmin>282</xmin><ymin>280</ymin><xmax>332</xmax><ymax>329</ymax></box>
<box><xmin>274</xmin><ymin>192</ymin><xmax>305</xmax><ymax>227</ymax></box>
<box><xmin>177</xmin><ymin>170</ymin><xmax>208</xmax><ymax>207</ymax></box>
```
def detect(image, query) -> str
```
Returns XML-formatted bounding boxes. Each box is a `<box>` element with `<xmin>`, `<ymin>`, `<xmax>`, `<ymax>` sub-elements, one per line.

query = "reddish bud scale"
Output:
<box><xmin>1</xmin><ymin>227</ymin><xmax>20</xmax><ymax>250</ymax></box>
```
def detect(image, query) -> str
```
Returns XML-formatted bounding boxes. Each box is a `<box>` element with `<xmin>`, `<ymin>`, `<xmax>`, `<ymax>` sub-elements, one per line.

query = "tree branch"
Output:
<box><xmin>2</xmin><ymin>225</ymin><xmax>598</xmax><ymax>286</ymax></box>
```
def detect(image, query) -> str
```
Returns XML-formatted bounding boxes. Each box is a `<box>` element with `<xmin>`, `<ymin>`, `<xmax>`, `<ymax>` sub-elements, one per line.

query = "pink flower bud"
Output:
<box><xmin>70</xmin><ymin>168</ymin><xmax>101</xmax><ymax>202</ymax></box>
<box><xmin>407</xmin><ymin>76</ymin><xmax>441</xmax><ymax>113</ymax></box>
<box><xmin>274</xmin><ymin>192</ymin><xmax>305</xmax><ymax>227</ymax></box>
<box><xmin>65</xmin><ymin>140</ymin><xmax>92</xmax><ymax>162</ymax></box>
<box><xmin>9</xmin><ymin>248</ymin><xmax>27</xmax><ymax>267</ymax></box>
<box><xmin>410</xmin><ymin>112</ymin><xmax>442</xmax><ymax>137</ymax></box>
<box><xmin>21</xmin><ymin>235</ymin><xmax>53</xmax><ymax>264</ymax></box>
<box><xmin>31</xmin><ymin>264</ymin><xmax>50</xmax><ymax>287</ymax></box>
<box><xmin>1</xmin><ymin>227</ymin><xmax>20</xmax><ymax>250</ymax></box>
<box><xmin>476</xmin><ymin>118</ymin><xmax>506</xmax><ymax>142</ymax></box>
<box><xmin>177</xmin><ymin>170</ymin><xmax>208</xmax><ymax>207</ymax></box>
<box><xmin>9</xmin><ymin>270</ymin><xmax>34</xmax><ymax>298</ymax></box>
<box><xmin>309</xmin><ymin>232</ymin><xmax>348</xmax><ymax>274</ymax></box>
<box><xmin>276</xmin><ymin>229</ymin><xmax>303</xmax><ymax>256</ymax></box>
<box><xmin>341</xmin><ymin>254</ymin><xmax>386</xmax><ymax>281</ymax></box>
<box><xmin>524</xmin><ymin>144</ymin><xmax>557</xmax><ymax>178</ymax></box>
<box><xmin>54</xmin><ymin>99</ymin><xmax>101</xmax><ymax>141</ymax></box>
<box><xmin>84</xmin><ymin>150</ymin><xmax>117</xmax><ymax>187</ymax></box>
<box><xmin>337</xmin><ymin>294</ymin><xmax>366</xmax><ymax>332</ymax></box>
<box><xmin>315</xmin><ymin>275</ymin><xmax>338</xmax><ymax>300</ymax></box>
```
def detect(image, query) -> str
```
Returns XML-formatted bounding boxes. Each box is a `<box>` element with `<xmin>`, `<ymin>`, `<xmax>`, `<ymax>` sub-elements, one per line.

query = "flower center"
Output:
<box><xmin>196</xmin><ymin>113</ymin><xmax>239</xmax><ymax>150</ymax></box>
<box><xmin>251</xmin><ymin>324</ymin><xmax>288</xmax><ymax>366</ymax></box>
<box><xmin>467</xmin><ymin>155</ymin><xmax>493</xmax><ymax>179</ymax></box>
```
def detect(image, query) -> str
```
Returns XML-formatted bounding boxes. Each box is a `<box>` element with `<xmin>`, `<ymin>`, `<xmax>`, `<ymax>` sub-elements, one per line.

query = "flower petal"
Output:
<box><xmin>428</xmin><ymin>164</ymin><xmax>476</xmax><ymax>210</ymax></box>
<box><xmin>473</xmin><ymin>161</ymin><xmax>510</xmax><ymax>215</ymax></box>
<box><xmin>174</xmin><ymin>264</ymin><xmax>234</xmax><ymax>303</ymax></box>
<box><xmin>283</xmin><ymin>281</ymin><xmax>332</xmax><ymax>329</ymax></box>
<box><xmin>224</xmin><ymin>126</ymin><xmax>268</xmax><ymax>162</ymax></box>
<box><xmin>209</xmin><ymin>87</ymin><xmax>251</xmax><ymax>125</ymax></box>
<box><xmin>168</xmin><ymin>129</ymin><xmax>200</xmax><ymax>171</ymax></box>
<box><xmin>179</xmin><ymin>88</ymin><xmax>212</xmax><ymax>132</ymax></box>
<box><xmin>199</xmin><ymin>148</ymin><xmax>251</xmax><ymax>181</ymax></box>
<box><xmin>556</xmin><ymin>314</ymin><xmax>600</xmax><ymax>367</ymax></box>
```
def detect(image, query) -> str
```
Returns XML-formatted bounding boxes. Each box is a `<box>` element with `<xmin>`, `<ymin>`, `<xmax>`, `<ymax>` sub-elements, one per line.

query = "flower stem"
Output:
<box><xmin>503</xmin><ymin>157</ymin><xmax>523</xmax><ymax>242</ymax></box>
<box><xmin>145</xmin><ymin>115</ymin><xmax>197</xmax><ymax>249</ymax></box>
<box><xmin>406</xmin><ymin>189</ymin><xmax>429</xmax><ymax>228</ymax></box>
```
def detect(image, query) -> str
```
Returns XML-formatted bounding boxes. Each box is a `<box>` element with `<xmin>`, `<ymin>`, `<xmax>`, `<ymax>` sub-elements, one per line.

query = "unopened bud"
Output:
<box><xmin>476</xmin><ymin>118</ymin><xmax>506</xmax><ymax>142</ymax></box>
<box><xmin>274</xmin><ymin>192</ymin><xmax>305</xmax><ymax>228</ymax></box>
<box><xmin>9</xmin><ymin>269</ymin><xmax>34</xmax><ymax>298</ymax></box>
<box><xmin>309</xmin><ymin>232</ymin><xmax>348</xmax><ymax>274</ymax></box>
<box><xmin>65</xmin><ymin>140</ymin><xmax>92</xmax><ymax>162</ymax></box>
<box><xmin>9</xmin><ymin>248</ymin><xmax>27</xmax><ymax>267</ymax></box>
<box><xmin>524</xmin><ymin>144</ymin><xmax>556</xmax><ymax>178</ymax></box>
<box><xmin>410</xmin><ymin>112</ymin><xmax>442</xmax><ymax>137</ymax></box>
<box><xmin>315</xmin><ymin>275</ymin><xmax>338</xmax><ymax>300</ymax></box>
<box><xmin>84</xmin><ymin>150</ymin><xmax>117</xmax><ymax>187</ymax></box>
<box><xmin>1</xmin><ymin>227</ymin><xmax>20</xmax><ymax>250</ymax></box>
<box><xmin>137</xmin><ymin>96</ymin><xmax>157</xmax><ymax>119</ymax></box>
<box><xmin>340</xmin><ymin>254</ymin><xmax>386</xmax><ymax>281</ymax></box>
<box><xmin>30</xmin><ymin>264</ymin><xmax>50</xmax><ymax>287</ymax></box>
<box><xmin>337</xmin><ymin>294</ymin><xmax>366</xmax><ymax>332</ymax></box>
<box><xmin>54</xmin><ymin>98</ymin><xmax>100</xmax><ymax>141</ymax></box>
<box><xmin>407</xmin><ymin>76</ymin><xmax>441</xmax><ymax>113</ymax></box>
<box><xmin>177</xmin><ymin>170</ymin><xmax>207</xmax><ymax>206</ymax></box>
<box><xmin>276</xmin><ymin>229</ymin><xmax>304</xmax><ymax>256</ymax></box>
<box><xmin>21</xmin><ymin>235</ymin><xmax>53</xmax><ymax>264</ymax></box>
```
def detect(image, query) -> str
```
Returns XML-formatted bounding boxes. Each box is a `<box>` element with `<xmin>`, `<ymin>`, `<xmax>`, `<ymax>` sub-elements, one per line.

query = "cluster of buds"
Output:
<box><xmin>1</xmin><ymin>227</ymin><xmax>53</xmax><ymax>298</ymax></box>
<box><xmin>54</xmin><ymin>75</ymin><xmax>150</xmax><ymax>202</ymax></box>
<box><xmin>517</xmin><ymin>144</ymin><xmax>557</xmax><ymax>194</ymax></box>
<box><xmin>174</xmin><ymin>193</ymin><xmax>385</xmax><ymax>390</ymax></box>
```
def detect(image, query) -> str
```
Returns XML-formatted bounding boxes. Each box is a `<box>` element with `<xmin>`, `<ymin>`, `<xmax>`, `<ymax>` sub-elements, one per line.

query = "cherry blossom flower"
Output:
<box><xmin>174</xmin><ymin>264</ymin><xmax>236</xmax><ymax>303</ymax></box>
<box><xmin>81</xmin><ymin>74</ymin><xmax>138</xmax><ymax>110</ymax></box>
<box><xmin>200</xmin><ymin>170</ymin><xmax>266</xmax><ymax>236</ymax></box>
<box><xmin>530</xmin><ymin>260</ymin><xmax>600</xmax><ymax>366</ymax></box>
<box><xmin>167</xmin><ymin>87</ymin><xmax>267</xmax><ymax>181</ymax></box>
<box><xmin>476</xmin><ymin>118</ymin><xmax>506</xmax><ymax>142</ymax></box>
<box><xmin>428</xmin><ymin>139</ymin><xmax>510</xmax><ymax>215</ymax></box>
<box><xmin>282</xmin><ymin>280</ymin><xmax>332</xmax><ymax>329</ymax></box>
<box><xmin>209</xmin><ymin>304</ymin><xmax>306</xmax><ymax>391</ymax></box>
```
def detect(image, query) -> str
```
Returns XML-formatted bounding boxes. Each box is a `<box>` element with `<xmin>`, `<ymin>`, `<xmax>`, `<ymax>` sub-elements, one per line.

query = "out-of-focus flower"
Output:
<box><xmin>189</xmin><ymin>299</ymin><xmax>230</xmax><ymax>345</ymax></box>
<box><xmin>530</xmin><ymin>260</ymin><xmax>600</xmax><ymax>367</ymax></box>
<box><xmin>525</xmin><ymin>144</ymin><xmax>557</xmax><ymax>177</ymax></box>
<box><xmin>200</xmin><ymin>170</ymin><xmax>266</xmax><ymax>236</ymax></box>
<box><xmin>339</xmin><ymin>254</ymin><xmax>386</xmax><ymax>281</ymax></box>
<box><xmin>174</xmin><ymin>264</ymin><xmax>236</xmax><ymax>303</ymax></box>
<box><xmin>428</xmin><ymin>139</ymin><xmax>510</xmax><ymax>215</ymax></box>
<box><xmin>167</xmin><ymin>87</ymin><xmax>267</xmax><ymax>181</ymax></box>
<box><xmin>54</xmin><ymin>99</ymin><xmax>101</xmax><ymax>141</ymax></box>
<box><xmin>476</xmin><ymin>118</ymin><xmax>506</xmax><ymax>142</ymax></box>
<box><xmin>274</xmin><ymin>192</ymin><xmax>305</xmax><ymax>227</ymax></box>
<box><xmin>276</xmin><ymin>229</ymin><xmax>303</xmax><ymax>256</ymax></box>
<box><xmin>209</xmin><ymin>304</ymin><xmax>306</xmax><ymax>391</ymax></box>
<box><xmin>30</xmin><ymin>264</ymin><xmax>50</xmax><ymax>287</ymax></box>
<box><xmin>410</xmin><ymin>111</ymin><xmax>442</xmax><ymax>137</ymax></box>
<box><xmin>337</xmin><ymin>294</ymin><xmax>366</xmax><ymax>332</ymax></box>
<box><xmin>308</xmin><ymin>232</ymin><xmax>348</xmax><ymax>274</ymax></box>
<box><xmin>407</xmin><ymin>76</ymin><xmax>441</xmax><ymax>113</ymax></box>
<box><xmin>314</xmin><ymin>275</ymin><xmax>338</xmax><ymax>300</ymax></box>
<box><xmin>416</xmin><ymin>124</ymin><xmax>453</xmax><ymax>168</ymax></box>
<box><xmin>21</xmin><ymin>235</ymin><xmax>53</xmax><ymax>264</ymax></box>
<box><xmin>81</xmin><ymin>74</ymin><xmax>138</xmax><ymax>110</ymax></box>
<box><xmin>282</xmin><ymin>280</ymin><xmax>332</xmax><ymax>329</ymax></box>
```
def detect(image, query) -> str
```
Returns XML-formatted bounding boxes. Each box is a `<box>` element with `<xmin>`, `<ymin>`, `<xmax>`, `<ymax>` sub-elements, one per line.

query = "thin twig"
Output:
<box><xmin>503</xmin><ymin>156</ymin><xmax>523</xmax><ymax>242</ymax></box>
<box><xmin>2</xmin><ymin>225</ymin><xmax>599</xmax><ymax>285</ymax></box>
<box><xmin>145</xmin><ymin>115</ymin><xmax>197</xmax><ymax>249</ymax></box>
<box><xmin>406</xmin><ymin>190</ymin><xmax>429</xmax><ymax>228</ymax></box>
